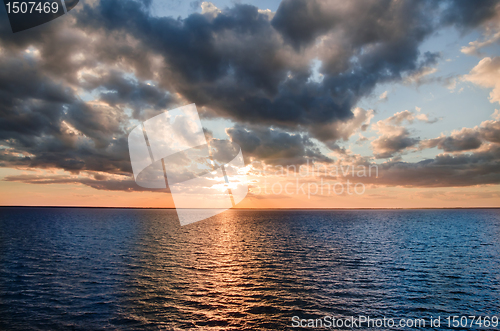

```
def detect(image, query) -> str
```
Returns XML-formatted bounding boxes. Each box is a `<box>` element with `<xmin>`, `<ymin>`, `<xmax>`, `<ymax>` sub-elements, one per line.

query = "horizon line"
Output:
<box><xmin>1</xmin><ymin>205</ymin><xmax>499</xmax><ymax>210</ymax></box>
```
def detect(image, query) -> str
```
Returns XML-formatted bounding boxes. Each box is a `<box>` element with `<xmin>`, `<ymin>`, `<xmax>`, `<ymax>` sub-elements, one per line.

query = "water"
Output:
<box><xmin>1</xmin><ymin>208</ymin><xmax>500</xmax><ymax>330</ymax></box>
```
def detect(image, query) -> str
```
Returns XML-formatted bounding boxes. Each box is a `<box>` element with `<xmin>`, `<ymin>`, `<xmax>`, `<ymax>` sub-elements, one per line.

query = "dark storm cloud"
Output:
<box><xmin>0</xmin><ymin>54</ymin><xmax>132</xmax><ymax>174</ymax></box>
<box><xmin>0</xmin><ymin>58</ymin><xmax>72</xmax><ymax>124</ymax></box>
<box><xmin>271</xmin><ymin>0</ymin><xmax>498</xmax><ymax>50</ymax></box>
<box><xmin>80</xmin><ymin>71</ymin><xmax>177</xmax><ymax>120</ymax></box>
<box><xmin>271</xmin><ymin>0</ymin><xmax>338</xmax><ymax>50</ymax></box>
<box><xmin>440</xmin><ymin>0</ymin><xmax>500</xmax><ymax>28</ymax></box>
<box><xmin>226</xmin><ymin>124</ymin><xmax>331</xmax><ymax>165</ymax></box>
<box><xmin>76</xmin><ymin>1</ymin><xmax>339</xmax><ymax>127</ymax></box>
<box><xmin>0</xmin><ymin>56</ymin><xmax>74</xmax><ymax>151</ymax></box>
<box><xmin>0</xmin><ymin>135</ymin><xmax>132</xmax><ymax>174</ymax></box>
<box><xmin>73</xmin><ymin>0</ymin><xmax>498</xmax><ymax>141</ymax></box>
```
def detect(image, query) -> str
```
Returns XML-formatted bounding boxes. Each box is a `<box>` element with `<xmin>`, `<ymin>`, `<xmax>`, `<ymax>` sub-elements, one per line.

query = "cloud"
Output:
<box><xmin>440</xmin><ymin>0</ymin><xmax>500</xmax><ymax>29</ymax></box>
<box><xmin>461</xmin><ymin>31</ymin><xmax>500</xmax><ymax>56</ymax></box>
<box><xmin>414</xmin><ymin>190</ymin><xmax>500</xmax><ymax>200</ymax></box>
<box><xmin>0</xmin><ymin>136</ymin><xmax>131</xmax><ymax>174</ymax></box>
<box><xmin>379</xmin><ymin>90</ymin><xmax>388</xmax><ymax>101</ymax></box>
<box><xmin>363</xmin><ymin>108</ymin><xmax>500</xmax><ymax>188</ymax></box>
<box><xmin>80</xmin><ymin>70</ymin><xmax>177</xmax><ymax>120</ymax></box>
<box><xmin>419</xmin><ymin>114</ymin><xmax>500</xmax><ymax>152</ymax></box>
<box><xmin>370</xmin><ymin>109</ymin><xmax>438</xmax><ymax>158</ymax></box>
<box><xmin>73</xmin><ymin>0</ymin><xmax>495</xmax><ymax>137</ymax></box>
<box><xmin>386</xmin><ymin>109</ymin><xmax>439</xmax><ymax>125</ymax></box>
<box><xmin>355</xmin><ymin>134</ymin><xmax>369</xmax><ymax>145</ymax></box>
<box><xmin>479</xmin><ymin>119</ymin><xmax>500</xmax><ymax>144</ymax></box>
<box><xmin>460</xmin><ymin>3</ymin><xmax>500</xmax><ymax>56</ymax></box>
<box><xmin>364</xmin><ymin>144</ymin><xmax>500</xmax><ymax>187</ymax></box>
<box><xmin>200</xmin><ymin>2</ymin><xmax>221</xmax><ymax>16</ymax></box>
<box><xmin>387</xmin><ymin>110</ymin><xmax>415</xmax><ymax>125</ymax></box>
<box><xmin>312</xmin><ymin>107</ymin><xmax>374</xmax><ymax>144</ymax></box>
<box><xmin>420</xmin><ymin>128</ymin><xmax>483</xmax><ymax>152</ymax></box>
<box><xmin>463</xmin><ymin>56</ymin><xmax>500</xmax><ymax>105</ymax></box>
<box><xmin>226</xmin><ymin>124</ymin><xmax>331</xmax><ymax>165</ymax></box>
<box><xmin>3</xmin><ymin>173</ymin><xmax>166</xmax><ymax>192</ymax></box>
<box><xmin>371</xmin><ymin>126</ymin><xmax>420</xmax><ymax>159</ymax></box>
<box><xmin>414</xmin><ymin>113</ymin><xmax>439</xmax><ymax>124</ymax></box>
<box><xmin>403</xmin><ymin>66</ymin><xmax>438</xmax><ymax>85</ymax></box>
<box><xmin>492</xmin><ymin>109</ymin><xmax>500</xmax><ymax>120</ymax></box>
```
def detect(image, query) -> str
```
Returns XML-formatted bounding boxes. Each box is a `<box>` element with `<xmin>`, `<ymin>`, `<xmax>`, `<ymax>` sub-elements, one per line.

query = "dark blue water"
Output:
<box><xmin>1</xmin><ymin>208</ymin><xmax>500</xmax><ymax>330</ymax></box>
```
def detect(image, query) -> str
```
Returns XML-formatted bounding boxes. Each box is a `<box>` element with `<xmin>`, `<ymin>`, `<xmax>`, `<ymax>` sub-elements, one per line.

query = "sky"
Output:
<box><xmin>0</xmin><ymin>0</ymin><xmax>500</xmax><ymax>208</ymax></box>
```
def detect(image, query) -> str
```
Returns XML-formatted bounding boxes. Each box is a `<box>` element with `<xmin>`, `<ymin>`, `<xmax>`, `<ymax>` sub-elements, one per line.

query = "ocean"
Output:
<box><xmin>1</xmin><ymin>208</ymin><xmax>499</xmax><ymax>330</ymax></box>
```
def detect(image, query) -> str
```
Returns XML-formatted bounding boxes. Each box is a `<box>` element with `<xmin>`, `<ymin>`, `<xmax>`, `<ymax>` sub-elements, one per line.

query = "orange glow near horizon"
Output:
<box><xmin>1</xmin><ymin>174</ymin><xmax>499</xmax><ymax>209</ymax></box>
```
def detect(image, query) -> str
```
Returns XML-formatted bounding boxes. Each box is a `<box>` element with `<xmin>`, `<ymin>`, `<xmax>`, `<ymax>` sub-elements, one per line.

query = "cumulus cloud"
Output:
<box><xmin>371</xmin><ymin>109</ymin><xmax>437</xmax><ymax>158</ymax></box>
<box><xmin>479</xmin><ymin>119</ymin><xmax>500</xmax><ymax>144</ymax></box>
<box><xmin>372</xmin><ymin>126</ymin><xmax>420</xmax><ymax>159</ymax></box>
<box><xmin>420</xmin><ymin>128</ymin><xmax>483</xmax><ymax>152</ymax></box>
<box><xmin>419</xmin><ymin>114</ymin><xmax>500</xmax><ymax>152</ymax></box>
<box><xmin>463</xmin><ymin>56</ymin><xmax>500</xmax><ymax>105</ymax></box>
<box><xmin>200</xmin><ymin>2</ymin><xmax>221</xmax><ymax>16</ymax></box>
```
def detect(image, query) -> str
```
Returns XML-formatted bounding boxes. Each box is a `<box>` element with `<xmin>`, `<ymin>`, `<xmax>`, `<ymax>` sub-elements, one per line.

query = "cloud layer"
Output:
<box><xmin>0</xmin><ymin>0</ymin><xmax>499</xmax><ymax>193</ymax></box>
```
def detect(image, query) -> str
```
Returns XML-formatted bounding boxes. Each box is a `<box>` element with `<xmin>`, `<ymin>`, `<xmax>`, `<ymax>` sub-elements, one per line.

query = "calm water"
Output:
<box><xmin>1</xmin><ymin>208</ymin><xmax>500</xmax><ymax>330</ymax></box>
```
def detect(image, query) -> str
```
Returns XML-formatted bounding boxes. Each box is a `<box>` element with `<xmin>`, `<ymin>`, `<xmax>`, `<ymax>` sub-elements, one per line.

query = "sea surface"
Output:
<box><xmin>1</xmin><ymin>208</ymin><xmax>500</xmax><ymax>330</ymax></box>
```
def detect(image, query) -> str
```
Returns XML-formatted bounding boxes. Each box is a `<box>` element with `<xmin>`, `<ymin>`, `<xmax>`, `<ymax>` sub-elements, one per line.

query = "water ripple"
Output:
<box><xmin>1</xmin><ymin>208</ymin><xmax>500</xmax><ymax>330</ymax></box>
